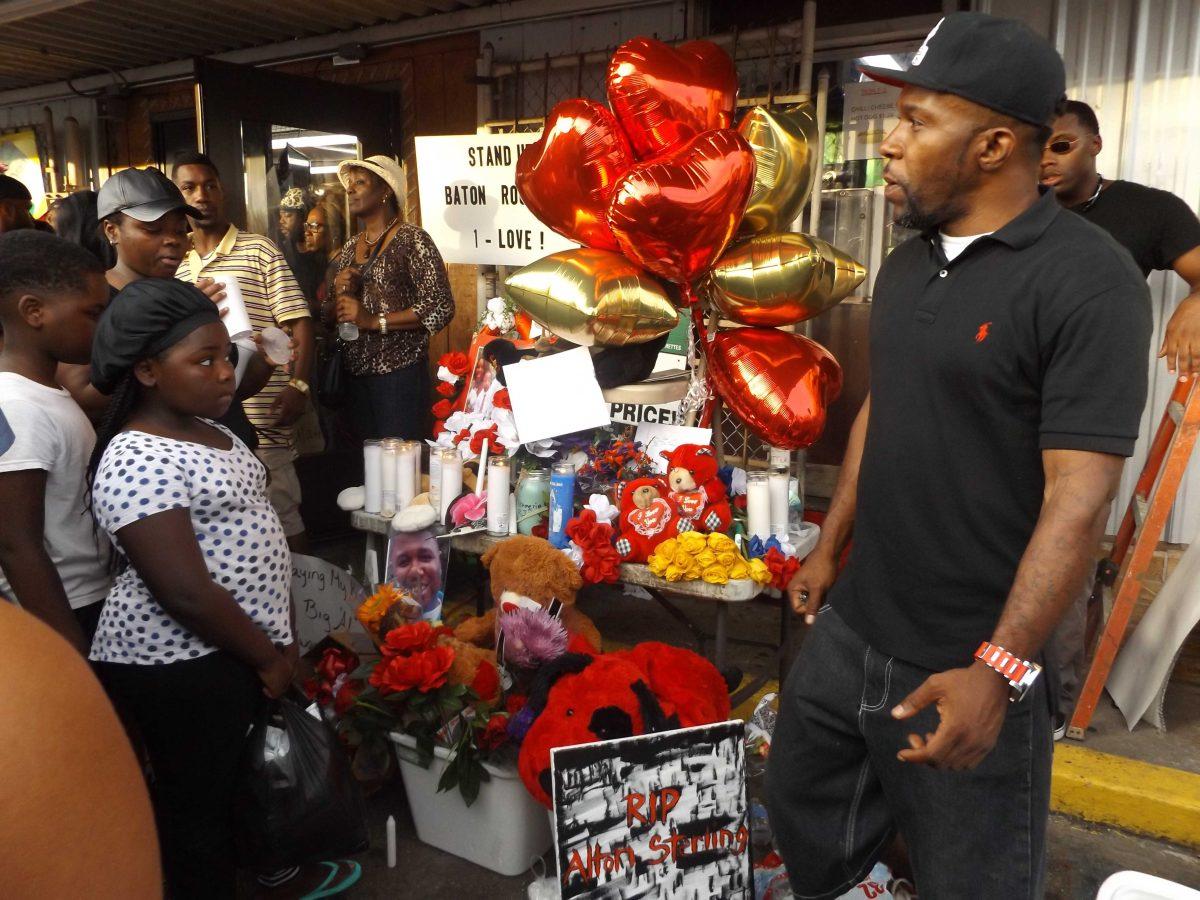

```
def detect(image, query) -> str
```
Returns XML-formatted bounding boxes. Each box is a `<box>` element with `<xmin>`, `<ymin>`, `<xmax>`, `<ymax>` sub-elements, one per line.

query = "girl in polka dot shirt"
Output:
<box><xmin>83</xmin><ymin>279</ymin><xmax>357</xmax><ymax>898</ymax></box>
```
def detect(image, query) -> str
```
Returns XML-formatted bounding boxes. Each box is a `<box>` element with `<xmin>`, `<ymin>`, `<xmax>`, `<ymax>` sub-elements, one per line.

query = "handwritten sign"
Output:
<box><xmin>289</xmin><ymin>553</ymin><xmax>372</xmax><ymax>654</ymax></box>
<box><xmin>551</xmin><ymin>720</ymin><xmax>750</xmax><ymax>899</ymax></box>
<box><xmin>414</xmin><ymin>133</ymin><xmax>579</xmax><ymax>266</ymax></box>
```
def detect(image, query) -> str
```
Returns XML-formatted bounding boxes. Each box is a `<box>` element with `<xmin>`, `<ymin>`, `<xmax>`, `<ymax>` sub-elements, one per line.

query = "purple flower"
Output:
<box><xmin>499</xmin><ymin>607</ymin><xmax>569</xmax><ymax>669</ymax></box>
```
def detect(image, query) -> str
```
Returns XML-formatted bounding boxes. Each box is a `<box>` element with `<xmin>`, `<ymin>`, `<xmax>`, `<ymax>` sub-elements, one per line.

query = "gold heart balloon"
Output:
<box><xmin>503</xmin><ymin>249</ymin><xmax>679</xmax><ymax>347</ymax></box>
<box><xmin>737</xmin><ymin>104</ymin><xmax>820</xmax><ymax>236</ymax></box>
<box><xmin>699</xmin><ymin>232</ymin><xmax>866</xmax><ymax>327</ymax></box>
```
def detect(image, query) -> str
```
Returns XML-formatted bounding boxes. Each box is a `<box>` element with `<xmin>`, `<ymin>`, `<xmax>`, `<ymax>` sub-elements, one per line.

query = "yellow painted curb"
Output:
<box><xmin>1052</xmin><ymin>744</ymin><xmax>1200</xmax><ymax>848</ymax></box>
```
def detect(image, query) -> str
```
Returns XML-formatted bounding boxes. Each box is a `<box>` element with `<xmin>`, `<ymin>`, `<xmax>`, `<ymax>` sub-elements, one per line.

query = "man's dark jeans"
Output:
<box><xmin>765</xmin><ymin>606</ymin><xmax>1052</xmax><ymax>899</ymax></box>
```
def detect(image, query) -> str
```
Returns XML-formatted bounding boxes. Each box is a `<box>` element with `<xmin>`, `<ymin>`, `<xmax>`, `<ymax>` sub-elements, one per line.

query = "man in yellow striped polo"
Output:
<box><xmin>172</xmin><ymin>152</ymin><xmax>316</xmax><ymax>554</ymax></box>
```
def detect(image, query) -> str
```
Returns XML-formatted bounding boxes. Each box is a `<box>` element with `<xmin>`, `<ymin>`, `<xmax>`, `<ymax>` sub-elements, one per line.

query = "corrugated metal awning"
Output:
<box><xmin>0</xmin><ymin>0</ymin><xmax>495</xmax><ymax>90</ymax></box>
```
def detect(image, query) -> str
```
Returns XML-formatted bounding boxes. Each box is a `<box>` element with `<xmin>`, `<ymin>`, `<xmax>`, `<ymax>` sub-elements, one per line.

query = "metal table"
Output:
<box><xmin>351</xmin><ymin>510</ymin><xmax>806</xmax><ymax>701</ymax></box>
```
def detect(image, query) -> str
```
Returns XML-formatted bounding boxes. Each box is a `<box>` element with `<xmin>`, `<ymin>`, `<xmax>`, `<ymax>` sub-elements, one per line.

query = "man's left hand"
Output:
<box><xmin>1160</xmin><ymin>295</ymin><xmax>1200</xmax><ymax>375</ymax></box>
<box><xmin>892</xmin><ymin>660</ymin><xmax>1010</xmax><ymax>770</ymax></box>
<box><xmin>271</xmin><ymin>385</ymin><xmax>307</xmax><ymax>426</ymax></box>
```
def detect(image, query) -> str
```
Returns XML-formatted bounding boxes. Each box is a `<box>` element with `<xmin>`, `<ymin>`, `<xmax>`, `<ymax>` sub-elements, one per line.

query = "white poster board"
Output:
<box><xmin>290</xmin><ymin>553</ymin><xmax>372</xmax><ymax>654</ymax></box>
<box><xmin>414</xmin><ymin>133</ymin><xmax>580</xmax><ymax>266</ymax></box>
<box><xmin>503</xmin><ymin>347</ymin><xmax>611</xmax><ymax>443</ymax></box>
<box><xmin>551</xmin><ymin>721</ymin><xmax>750</xmax><ymax>899</ymax></box>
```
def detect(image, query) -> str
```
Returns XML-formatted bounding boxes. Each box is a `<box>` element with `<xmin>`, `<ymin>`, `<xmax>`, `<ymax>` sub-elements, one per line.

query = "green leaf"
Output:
<box><xmin>437</xmin><ymin>760</ymin><xmax>460</xmax><ymax>793</ymax></box>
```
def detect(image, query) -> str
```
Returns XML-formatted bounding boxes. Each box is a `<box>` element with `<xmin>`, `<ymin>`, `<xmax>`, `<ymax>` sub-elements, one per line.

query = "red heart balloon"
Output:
<box><xmin>516</xmin><ymin>99</ymin><xmax>633</xmax><ymax>251</ymax></box>
<box><xmin>607</xmin><ymin>37</ymin><xmax>738</xmax><ymax>160</ymax></box>
<box><xmin>607</xmin><ymin>129</ymin><xmax>755</xmax><ymax>285</ymax></box>
<box><xmin>706</xmin><ymin>328</ymin><xmax>843</xmax><ymax>450</ymax></box>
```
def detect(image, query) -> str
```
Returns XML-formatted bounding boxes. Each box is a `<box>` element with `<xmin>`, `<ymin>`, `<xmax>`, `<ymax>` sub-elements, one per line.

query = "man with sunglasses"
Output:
<box><xmin>1042</xmin><ymin>100</ymin><xmax>1200</xmax><ymax>375</ymax></box>
<box><xmin>1040</xmin><ymin>100</ymin><xmax>1200</xmax><ymax>737</ymax></box>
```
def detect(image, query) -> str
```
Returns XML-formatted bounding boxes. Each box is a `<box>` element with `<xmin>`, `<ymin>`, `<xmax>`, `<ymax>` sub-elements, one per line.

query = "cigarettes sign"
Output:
<box><xmin>414</xmin><ymin>133</ymin><xmax>579</xmax><ymax>266</ymax></box>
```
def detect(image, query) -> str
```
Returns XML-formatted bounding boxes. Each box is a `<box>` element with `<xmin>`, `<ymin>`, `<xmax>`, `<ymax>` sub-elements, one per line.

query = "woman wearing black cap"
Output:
<box><xmin>86</xmin><ymin>277</ymin><xmax>361</xmax><ymax>899</ymax></box>
<box><xmin>57</xmin><ymin>167</ymin><xmax>271</xmax><ymax>448</ymax></box>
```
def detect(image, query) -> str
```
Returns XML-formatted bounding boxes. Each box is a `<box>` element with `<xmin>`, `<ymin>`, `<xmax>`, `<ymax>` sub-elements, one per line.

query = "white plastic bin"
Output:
<box><xmin>390</xmin><ymin>732</ymin><xmax>552</xmax><ymax>876</ymax></box>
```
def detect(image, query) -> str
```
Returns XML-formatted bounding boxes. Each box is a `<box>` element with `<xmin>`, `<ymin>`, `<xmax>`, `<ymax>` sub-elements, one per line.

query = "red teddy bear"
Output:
<box><xmin>515</xmin><ymin>641</ymin><xmax>731</xmax><ymax>807</ymax></box>
<box><xmin>614</xmin><ymin>476</ymin><xmax>675</xmax><ymax>563</ymax></box>
<box><xmin>660</xmin><ymin>444</ymin><xmax>732</xmax><ymax>535</ymax></box>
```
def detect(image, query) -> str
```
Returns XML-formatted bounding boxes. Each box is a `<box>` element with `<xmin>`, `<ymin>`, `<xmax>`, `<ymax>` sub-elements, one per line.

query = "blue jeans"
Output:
<box><xmin>765</xmin><ymin>606</ymin><xmax>1052</xmax><ymax>899</ymax></box>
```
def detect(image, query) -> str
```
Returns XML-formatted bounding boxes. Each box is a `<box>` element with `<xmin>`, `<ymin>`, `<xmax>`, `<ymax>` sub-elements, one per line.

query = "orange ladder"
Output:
<box><xmin>1067</xmin><ymin>374</ymin><xmax>1200</xmax><ymax>740</ymax></box>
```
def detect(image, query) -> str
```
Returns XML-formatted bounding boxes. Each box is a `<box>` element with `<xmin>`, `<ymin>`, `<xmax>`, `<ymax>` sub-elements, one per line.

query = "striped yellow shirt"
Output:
<box><xmin>176</xmin><ymin>225</ymin><xmax>310</xmax><ymax>450</ymax></box>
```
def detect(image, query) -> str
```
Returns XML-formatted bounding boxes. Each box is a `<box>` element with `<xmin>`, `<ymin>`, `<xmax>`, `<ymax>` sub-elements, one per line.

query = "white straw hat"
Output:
<box><xmin>338</xmin><ymin>155</ymin><xmax>406</xmax><ymax>209</ymax></box>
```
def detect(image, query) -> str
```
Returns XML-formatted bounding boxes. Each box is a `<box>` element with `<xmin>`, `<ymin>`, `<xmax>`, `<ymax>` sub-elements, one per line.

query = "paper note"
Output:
<box><xmin>634</xmin><ymin>422</ymin><xmax>714</xmax><ymax>472</ymax></box>
<box><xmin>503</xmin><ymin>347</ymin><xmax>611</xmax><ymax>444</ymax></box>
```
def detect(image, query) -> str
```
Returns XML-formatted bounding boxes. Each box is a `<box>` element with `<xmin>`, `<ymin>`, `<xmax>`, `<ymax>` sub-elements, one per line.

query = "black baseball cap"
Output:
<box><xmin>96</xmin><ymin>167</ymin><xmax>201</xmax><ymax>222</ymax></box>
<box><xmin>859</xmin><ymin>12</ymin><xmax>1066</xmax><ymax>126</ymax></box>
<box><xmin>0</xmin><ymin>173</ymin><xmax>32</xmax><ymax>203</ymax></box>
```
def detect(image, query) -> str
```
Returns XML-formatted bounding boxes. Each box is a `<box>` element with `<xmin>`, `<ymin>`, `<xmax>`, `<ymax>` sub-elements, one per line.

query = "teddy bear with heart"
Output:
<box><xmin>613</xmin><ymin>476</ymin><xmax>675</xmax><ymax>563</ymax></box>
<box><xmin>660</xmin><ymin>444</ymin><xmax>732</xmax><ymax>535</ymax></box>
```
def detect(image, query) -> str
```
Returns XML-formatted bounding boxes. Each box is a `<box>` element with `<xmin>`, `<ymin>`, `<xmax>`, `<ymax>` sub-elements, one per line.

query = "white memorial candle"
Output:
<box><xmin>487</xmin><ymin>457</ymin><xmax>511</xmax><ymax>536</ymax></box>
<box><xmin>439</xmin><ymin>449</ymin><xmax>463</xmax><ymax>524</ymax></box>
<box><xmin>476</xmin><ymin>440</ymin><xmax>489</xmax><ymax>497</ymax></box>
<box><xmin>769</xmin><ymin>446</ymin><xmax>791</xmax><ymax>470</ymax></box>
<box><xmin>429</xmin><ymin>447</ymin><xmax>443</xmax><ymax>513</ymax></box>
<box><xmin>746</xmin><ymin>471</ymin><xmax>770</xmax><ymax>540</ymax></box>
<box><xmin>363</xmin><ymin>440</ymin><xmax>383</xmax><ymax>515</ymax></box>
<box><xmin>508</xmin><ymin>491</ymin><xmax>518</xmax><ymax>534</ymax></box>
<box><xmin>769</xmin><ymin>468</ymin><xmax>790</xmax><ymax>539</ymax></box>
<box><xmin>397</xmin><ymin>442</ymin><xmax>416</xmax><ymax>510</ymax></box>
<box><xmin>380</xmin><ymin>439</ymin><xmax>399</xmax><ymax>517</ymax></box>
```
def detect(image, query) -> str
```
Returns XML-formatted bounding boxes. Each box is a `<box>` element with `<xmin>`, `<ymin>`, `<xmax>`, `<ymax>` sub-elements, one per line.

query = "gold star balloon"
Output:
<box><xmin>737</xmin><ymin>103</ymin><xmax>820</xmax><ymax>236</ymax></box>
<box><xmin>503</xmin><ymin>249</ymin><xmax>679</xmax><ymax>347</ymax></box>
<box><xmin>699</xmin><ymin>232</ymin><xmax>866</xmax><ymax>327</ymax></box>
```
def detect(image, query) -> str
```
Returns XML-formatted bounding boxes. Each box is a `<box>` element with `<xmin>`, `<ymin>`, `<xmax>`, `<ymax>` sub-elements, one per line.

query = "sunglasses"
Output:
<box><xmin>1046</xmin><ymin>137</ymin><xmax>1079</xmax><ymax>155</ymax></box>
<box><xmin>303</xmin><ymin>222</ymin><xmax>326</xmax><ymax>231</ymax></box>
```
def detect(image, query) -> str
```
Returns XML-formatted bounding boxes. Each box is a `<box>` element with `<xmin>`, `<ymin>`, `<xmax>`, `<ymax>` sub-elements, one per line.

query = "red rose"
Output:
<box><xmin>314</xmin><ymin>646</ymin><xmax>359</xmax><ymax>683</ymax></box>
<box><xmin>492</xmin><ymin>388</ymin><xmax>511</xmax><ymax>410</ymax></box>
<box><xmin>436</xmin><ymin>381</ymin><xmax>457</xmax><ymax>397</ymax></box>
<box><xmin>432</xmin><ymin>420</ymin><xmax>447</xmax><ymax>438</ymax></box>
<box><xmin>382</xmin><ymin>621</ymin><xmax>438</xmax><ymax>657</ymax></box>
<box><xmin>532</xmin><ymin>521</ymin><xmax>549</xmax><ymax>540</ymax></box>
<box><xmin>734</xmin><ymin>495</ymin><xmax>748</xmax><ymax>511</ymax></box>
<box><xmin>439</xmin><ymin>351</ymin><xmax>470</xmax><ymax>377</ymax></box>
<box><xmin>477</xmin><ymin>713</ymin><xmax>509</xmax><ymax>752</ymax></box>
<box><xmin>469</xmin><ymin>425</ymin><xmax>504</xmax><ymax>455</ymax></box>
<box><xmin>470</xmin><ymin>659</ymin><xmax>501</xmax><ymax>703</ymax></box>
<box><xmin>432</xmin><ymin>399</ymin><xmax>454</xmax><ymax>420</ymax></box>
<box><xmin>370</xmin><ymin>645</ymin><xmax>456</xmax><ymax>694</ymax></box>
<box><xmin>505</xmin><ymin>693</ymin><xmax>528</xmax><ymax>716</ymax></box>
<box><xmin>333</xmin><ymin>680</ymin><xmax>362</xmax><ymax>715</ymax></box>
<box><xmin>452</xmin><ymin>428</ymin><xmax>472</xmax><ymax>446</ymax></box>
<box><xmin>764</xmin><ymin>547</ymin><xmax>800</xmax><ymax>592</ymax></box>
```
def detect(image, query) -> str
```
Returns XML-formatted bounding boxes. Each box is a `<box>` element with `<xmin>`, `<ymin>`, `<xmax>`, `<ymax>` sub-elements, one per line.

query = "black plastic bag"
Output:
<box><xmin>233</xmin><ymin>696</ymin><xmax>369</xmax><ymax>870</ymax></box>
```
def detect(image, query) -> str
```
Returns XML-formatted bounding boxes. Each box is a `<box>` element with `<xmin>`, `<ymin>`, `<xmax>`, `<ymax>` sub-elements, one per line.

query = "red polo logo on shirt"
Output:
<box><xmin>975</xmin><ymin>322</ymin><xmax>992</xmax><ymax>343</ymax></box>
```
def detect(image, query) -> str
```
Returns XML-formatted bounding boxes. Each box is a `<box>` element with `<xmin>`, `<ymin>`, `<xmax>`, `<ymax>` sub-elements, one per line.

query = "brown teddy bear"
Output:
<box><xmin>453</xmin><ymin>535</ymin><xmax>602</xmax><ymax>654</ymax></box>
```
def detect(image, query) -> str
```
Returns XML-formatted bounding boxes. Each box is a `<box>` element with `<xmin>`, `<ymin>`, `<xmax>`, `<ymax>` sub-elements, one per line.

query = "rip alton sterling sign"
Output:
<box><xmin>551</xmin><ymin>720</ymin><xmax>750</xmax><ymax>899</ymax></box>
<box><xmin>414</xmin><ymin>133</ymin><xmax>579</xmax><ymax>267</ymax></box>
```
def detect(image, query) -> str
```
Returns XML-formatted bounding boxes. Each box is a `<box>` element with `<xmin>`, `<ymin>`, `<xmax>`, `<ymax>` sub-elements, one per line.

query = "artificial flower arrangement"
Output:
<box><xmin>646</xmin><ymin>531</ymin><xmax>773</xmax><ymax>586</ymax></box>
<box><xmin>309</xmin><ymin>585</ymin><xmax>512</xmax><ymax>806</ymax></box>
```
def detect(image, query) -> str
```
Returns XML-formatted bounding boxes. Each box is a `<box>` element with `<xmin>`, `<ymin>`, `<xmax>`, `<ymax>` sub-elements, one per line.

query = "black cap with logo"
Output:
<box><xmin>96</xmin><ymin>166</ymin><xmax>201</xmax><ymax>222</ymax></box>
<box><xmin>859</xmin><ymin>12</ymin><xmax>1066</xmax><ymax>126</ymax></box>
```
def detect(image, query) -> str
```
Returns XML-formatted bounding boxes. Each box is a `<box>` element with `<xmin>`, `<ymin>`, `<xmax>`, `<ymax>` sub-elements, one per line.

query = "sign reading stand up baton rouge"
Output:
<box><xmin>414</xmin><ymin>133</ymin><xmax>580</xmax><ymax>267</ymax></box>
<box><xmin>551</xmin><ymin>720</ymin><xmax>751</xmax><ymax>899</ymax></box>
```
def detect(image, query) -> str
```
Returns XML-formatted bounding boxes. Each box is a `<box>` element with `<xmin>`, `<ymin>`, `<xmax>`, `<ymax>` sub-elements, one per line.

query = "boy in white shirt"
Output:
<box><xmin>0</xmin><ymin>231</ymin><xmax>112</xmax><ymax>653</ymax></box>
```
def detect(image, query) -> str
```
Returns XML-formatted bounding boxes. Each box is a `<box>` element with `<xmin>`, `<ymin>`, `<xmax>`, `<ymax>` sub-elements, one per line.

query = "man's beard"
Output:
<box><xmin>891</xmin><ymin>170</ymin><xmax>970</xmax><ymax>232</ymax></box>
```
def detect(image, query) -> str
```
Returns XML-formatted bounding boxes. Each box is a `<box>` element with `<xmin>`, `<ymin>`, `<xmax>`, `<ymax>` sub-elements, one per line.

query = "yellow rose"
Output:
<box><xmin>673</xmin><ymin>549</ymin><xmax>693</xmax><ymax>569</ymax></box>
<box><xmin>702</xmin><ymin>565</ymin><xmax>730</xmax><ymax>585</ymax></box>
<box><xmin>694</xmin><ymin>549</ymin><xmax>717</xmax><ymax>569</ymax></box>
<box><xmin>707</xmin><ymin>533</ymin><xmax>736</xmax><ymax>553</ymax></box>
<box><xmin>665</xmin><ymin>564</ymin><xmax>686</xmax><ymax>582</ymax></box>
<box><xmin>647</xmin><ymin>554</ymin><xmax>668</xmax><ymax>576</ymax></box>
<box><xmin>685</xmin><ymin>561</ymin><xmax>704</xmax><ymax>580</ymax></box>
<box><xmin>657</xmin><ymin>538</ymin><xmax>678</xmax><ymax>559</ymax></box>
<box><xmin>716</xmin><ymin>550</ymin><xmax>738</xmax><ymax>568</ymax></box>
<box><xmin>678</xmin><ymin>531</ymin><xmax>707</xmax><ymax>554</ymax></box>
<box><xmin>748</xmin><ymin>559</ymin><xmax>772</xmax><ymax>585</ymax></box>
<box><xmin>729</xmin><ymin>561</ymin><xmax>750</xmax><ymax>580</ymax></box>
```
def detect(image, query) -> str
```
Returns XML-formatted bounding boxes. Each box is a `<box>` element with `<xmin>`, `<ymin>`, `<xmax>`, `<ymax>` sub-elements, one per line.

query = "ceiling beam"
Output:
<box><xmin>0</xmin><ymin>0</ymin><xmax>668</xmax><ymax>105</ymax></box>
<box><xmin>0</xmin><ymin>0</ymin><xmax>90</xmax><ymax>25</ymax></box>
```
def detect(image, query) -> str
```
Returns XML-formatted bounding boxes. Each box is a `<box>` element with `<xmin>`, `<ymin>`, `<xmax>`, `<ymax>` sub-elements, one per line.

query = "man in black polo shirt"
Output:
<box><xmin>1040</xmin><ymin>99</ymin><xmax>1200</xmax><ymax>734</ymax></box>
<box><xmin>768</xmin><ymin>13</ymin><xmax>1151</xmax><ymax>898</ymax></box>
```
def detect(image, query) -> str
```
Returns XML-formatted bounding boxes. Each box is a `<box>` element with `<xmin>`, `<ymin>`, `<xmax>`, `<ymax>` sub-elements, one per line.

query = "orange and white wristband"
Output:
<box><xmin>974</xmin><ymin>641</ymin><xmax>1042</xmax><ymax>703</ymax></box>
